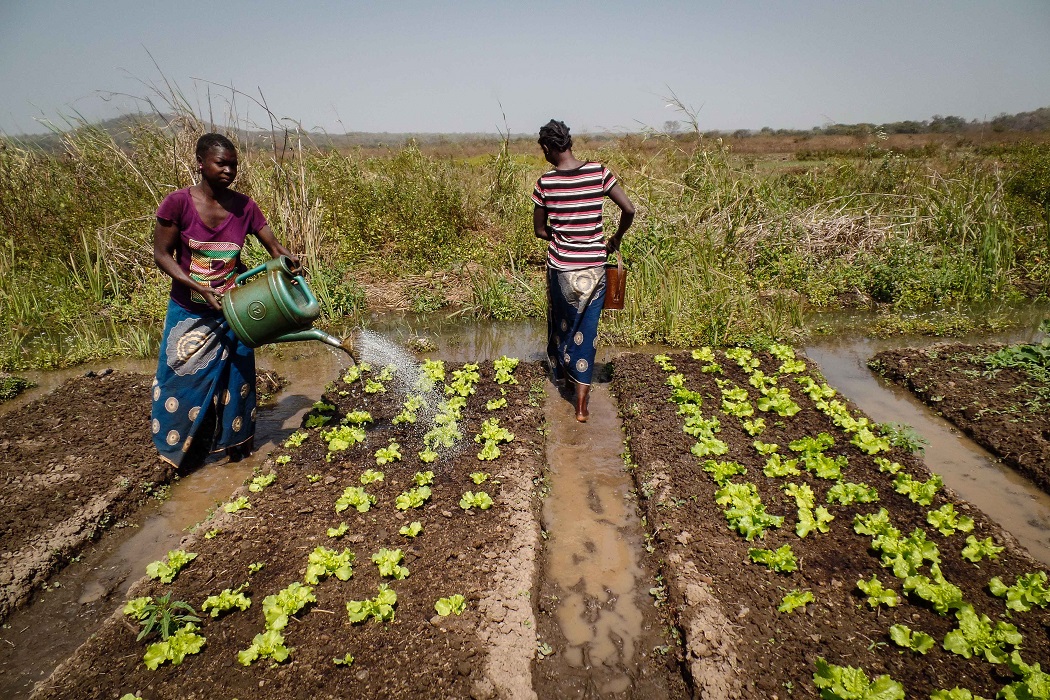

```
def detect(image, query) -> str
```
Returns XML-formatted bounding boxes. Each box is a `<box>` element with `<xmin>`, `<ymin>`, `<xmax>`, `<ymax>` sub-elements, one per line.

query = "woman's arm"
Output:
<box><xmin>255</xmin><ymin>224</ymin><xmax>301</xmax><ymax>274</ymax></box>
<box><xmin>153</xmin><ymin>218</ymin><xmax>224</xmax><ymax>312</ymax></box>
<box><xmin>605</xmin><ymin>183</ymin><xmax>635</xmax><ymax>254</ymax></box>
<box><xmin>533</xmin><ymin>204</ymin><xmax>552</xmax><ymax>241</ymax></box>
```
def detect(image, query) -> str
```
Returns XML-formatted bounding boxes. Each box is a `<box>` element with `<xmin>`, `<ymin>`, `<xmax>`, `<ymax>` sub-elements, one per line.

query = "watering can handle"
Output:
<box><xmin>293</xmin><ymin>275</ymin><xmax>319</xmax><ymax>309</ymax></box>
<box><xmin>235</xmin><ymin>262</ymin><xmax>268</xmax><ymax>286</ymax></box>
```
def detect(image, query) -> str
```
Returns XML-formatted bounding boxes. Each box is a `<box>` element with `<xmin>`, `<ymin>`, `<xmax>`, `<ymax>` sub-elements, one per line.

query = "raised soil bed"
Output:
<box><xmin>32</xmin><ymin>361</ymin><xmax>547</xmax><ymax>700</ymax></box>
<box><xmin>611</xmin><ymin>349</ymin><xmax>1050</xmax><ymax>699</ymax></box>
<box><xmin>870</xmin><ymin>343</ymin><xmax>1050</xmax><ymax>497</ymax></box>
<box><xmin>0</xmin><ymin>371</ymin><xmax>173</xmax><ymax>624</ymax></box>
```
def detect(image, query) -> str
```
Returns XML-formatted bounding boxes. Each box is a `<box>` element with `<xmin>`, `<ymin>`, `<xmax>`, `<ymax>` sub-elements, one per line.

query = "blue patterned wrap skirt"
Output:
<box><xmin>151</xmin><ymin>300</ymin><xmax>257</xmax><ymax>467</ymax></box>
<box><xmin>546</xmin><ymin>266</ymin><xmax>606</xmax><ymax>386</ymax></box>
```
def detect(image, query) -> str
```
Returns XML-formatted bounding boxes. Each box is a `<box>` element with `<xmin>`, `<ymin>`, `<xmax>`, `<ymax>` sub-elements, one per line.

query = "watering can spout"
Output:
<box><xmin>272</xmin><ymin>328</ymin><xmax>360</xmax><ymax>364</ymax></box>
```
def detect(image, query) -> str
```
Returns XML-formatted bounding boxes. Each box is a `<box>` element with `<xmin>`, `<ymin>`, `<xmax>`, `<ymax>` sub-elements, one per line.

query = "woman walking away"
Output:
<box><xmin>532</xmin><ymin>119</ymin><xmax>634</xmax><ymax>422</ymax></box>
<box><xmin>151</xmin><ymin>133</ymin><xmax>299</xmax><ymax>468</ymax></box>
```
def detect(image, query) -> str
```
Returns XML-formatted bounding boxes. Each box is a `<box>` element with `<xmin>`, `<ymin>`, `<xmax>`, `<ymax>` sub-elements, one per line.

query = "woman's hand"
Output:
<box><xmin>285</xmin><ymin>252</ymin><xmax>303</xmax><ymax>276</ymax></box>
<box><xmin>605</xmin><ymin>234</ymin><xmax>622</xmax><ymax>254</ymax></box>
<box><xmin>197</xmin><ymin>284</ymin><xmax>224</xmax><ymax>312</ymax></box>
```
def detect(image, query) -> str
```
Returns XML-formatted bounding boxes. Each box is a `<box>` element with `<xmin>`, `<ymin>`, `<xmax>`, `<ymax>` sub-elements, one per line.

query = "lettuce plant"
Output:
<box><xmin>248</xmin><ymin>472</ymin><xmax>276</xmax><ymax>492</ymax></box>
<box><xmin>435</xmin><ymin>594</ymin><xmax>466</xmax><ymax>616</ymax></box>
<box><xmin>888</xmin><ymin>624</ymin><xmax>935</xmax><ymax>654</ymax></box>
<box><xmin>238</xmin><ymin>629</ymin><xmax>290</xmax><ymax>666</ymax></box>
<box><xmin>826</xmin><ymin>482</ymin><xmax>879</xmax><ymax>506</ymax></box>
<box><xmin>903</xmin><ymin>563</ymin><xmax>963</xmax><ymax>615</ymax></box>
<box><xmin>715</xmin><ymin>482</ymin><xmax>783</xmax><ymax>540</ymax></box>
<box><xmin>494</xmin><ymin>355</ymin><xmax>520</xmax><ymax>384</ymax></box>
<box><xmin>399</xmin><ymin>521</ymin><xmax>423</xmax><ymax>538</ymax></box>
<box><xmin>702</xmin><ymin>460</ymin><xmax>746</xmax><ymax>486</ymax></box>
<box><xmin>284</xmin><ymin>431</ymin><xmax>308</xmax><ymax>448</ymax></box>
<box><xmin>748</xmin><ymin>544</ymin><xmax>797</xmax><ymax>573</ymax></box>
<box><xmin>305</xmin><ymin>546</ymin><xmax>355</xmax><ymax>584</ymax></box>
<box><xmin>856</xmin><ymin>575</ymin><xmax>899</xmax><ymax>608</ymax></box>
<box><xmin>653</xmin><ymin>355</ymin><xmax>676</xmax><ymax>372</ymax></box>
<box><xmin>374</xmin><ymin>441</ymin><xmax>401</xmax><ymax>465</ymax></box>
<box><xmin>926</xmin><ymin>503</ymin><xmax>974</xmax><ymax>536</ymax></box>
<box><xmin>144</xmin><ymin>624</ymin><xmax>206</xmax><ymax>670</ymax></box>
<box><xmin>372</xmin><ymin>548</ymin><xmax>409</xmax><ymax>579</ymax></box>
<box><xmin>360</xmin><ymin>469</ymin><xmax>384</xmax><ymax>484</ymax></box>
<box><xmin>943</xmin><ymin>604</ymin><xmax>1022</xmax><ymax>663</ymax></box>
<box><xmin>893</xmin><ymin>473</ymin><xmax>943</xmax><ymax>506</ymax></box>
<box><xmin>742</xmin><ymin>418</ymin><xmax>766</xmax><ymax>436</ymax></box>
<box><xmin>999</xmin><ymin>651</ymin><xmax>1050</xmax><ymax>700</ymax></box>
<box><xmin>812</xmin><ymin>658</ymin><xmax>904</xmax><ymax>700</ymax></box>
<box><xmin>850</xmin><ymin>427</ymin><xmax>892</xmax><ymax>455</ymax></box>
<box><xmin>201</xmin><ymin>587</ymin><xmax>251</xmax><ymax>618</ymax></box>
<box><xmin>145</xmin><ymin>550</ymin><xmax>197</xmax><ymax>584</ymax></box>
<box><xmin>778</xmin><ymin>589</ymin><xmax>813</xmax><ymax>613</ymax></box>
<box><xmin>989</xmin><ymin>571</ymin><xmax>1050</xmax><ymax>612</ymax></box>
<box><xmin>262</xmin><ymin>583</ymin><xmax>315</xmax><ymax>631</ymax></box>
<box><xmin>327</xmin><ymin>522</ymin><xmax>349</xmax><ymax>538</ymax></box>
<box><xmin>223</xmin><ymin>496</ymin><xmax>251</xmax><ymax>513</ymax></box>
<box><xmin>396</xmin><ymin>486</ymin><xmax>432</xmax><ymax>510</ymax></box>
<box><xmin>960</xmin><ymin>535</ymin><xmax>1004</xmax><ymax>563</ymax></box>
<box><xmin>335</xmin><ymin>486</ymin><xmax>376</xmax><ymax>513</ymax></box>
<box><xmin>763</xmin><ymin>454</ymin><xmax>801</xmax><ymax>478</ymax></box>
<box><xmin>346</xmin><ymin>584</ymin><xmax>397</xmax><ymax>623</ymax></box>
<box><xmin>460</xmin><ymin>491</ymin><xmax>494</xmax><ymax>510</ymax></box>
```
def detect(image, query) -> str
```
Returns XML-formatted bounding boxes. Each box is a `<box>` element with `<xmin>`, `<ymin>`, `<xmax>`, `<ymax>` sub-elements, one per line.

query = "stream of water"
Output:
<box><xmin>2</xmin><ymin>312</ymin><xmax>1049</xmax><ymax>698</ymax></box>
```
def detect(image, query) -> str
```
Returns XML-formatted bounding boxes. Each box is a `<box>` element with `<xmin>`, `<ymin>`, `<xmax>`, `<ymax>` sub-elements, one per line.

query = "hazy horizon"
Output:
<box><xmin>3</xmin><ymin>0</ymin><xmax>1049</xmax><ymax>137</ymax></box>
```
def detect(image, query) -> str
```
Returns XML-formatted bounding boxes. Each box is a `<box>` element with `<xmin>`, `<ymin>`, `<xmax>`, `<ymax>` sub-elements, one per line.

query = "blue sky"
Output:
<box><xmin>2</xmin><ymin>0</ymin><xmax>1048</xmax><ymax>135</ymax></box>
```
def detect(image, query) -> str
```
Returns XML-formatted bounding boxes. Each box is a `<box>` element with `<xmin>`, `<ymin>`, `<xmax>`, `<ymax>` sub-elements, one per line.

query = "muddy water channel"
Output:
<box><xmin>805</xmin><ymin>332</ymin><xmax>1050</xmax><ymax>566</ymax></box>
<box><xmin>3</xmin><ymin>312</ymin><xmax>1050</xmax><ymax>698</ymax></box>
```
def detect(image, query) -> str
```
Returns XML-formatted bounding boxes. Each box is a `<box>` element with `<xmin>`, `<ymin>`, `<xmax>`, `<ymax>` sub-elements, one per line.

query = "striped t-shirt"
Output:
<box><xmin>532</xmin><ymin>162</ymin><xmax>617</xmax><ymax>270</ymax></box>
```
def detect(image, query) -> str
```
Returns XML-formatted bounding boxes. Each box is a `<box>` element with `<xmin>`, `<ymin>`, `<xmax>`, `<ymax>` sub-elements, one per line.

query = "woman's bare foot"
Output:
<box><xmin>575</xmin><ymin>384</ymin><xmax>590</xmax><ymax>423</ymax></box>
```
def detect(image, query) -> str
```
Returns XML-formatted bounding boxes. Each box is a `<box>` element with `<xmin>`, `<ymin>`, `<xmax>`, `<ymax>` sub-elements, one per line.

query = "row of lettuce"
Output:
<box><xmin>649</xmin><ymin>346</ymin><xmax>1049</xmax><ymax>700</ymax></box>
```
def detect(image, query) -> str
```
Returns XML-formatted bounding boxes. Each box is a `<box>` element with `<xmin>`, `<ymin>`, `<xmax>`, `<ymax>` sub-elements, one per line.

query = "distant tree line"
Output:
<box><xmin>695</xmin><ymin>107</ymin><xmax>1050</xmax><ymax>139</ymax></box>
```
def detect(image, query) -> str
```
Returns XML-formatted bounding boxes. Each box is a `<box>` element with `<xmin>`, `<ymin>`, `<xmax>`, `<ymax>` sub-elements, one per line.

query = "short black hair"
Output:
<box><xmin>538</xmin><ymin>119</ymin><xmax>572</xmax><ymax>153</ymax></box>
<box><xmin>195</xmin><ymin>133</ymin><xmax>237</xmax><ymax>160</ymax></box>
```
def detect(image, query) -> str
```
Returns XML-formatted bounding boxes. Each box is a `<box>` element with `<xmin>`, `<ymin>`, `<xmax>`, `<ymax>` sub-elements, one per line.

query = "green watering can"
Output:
<box><xmin>221</xmin><ymin>256</ymin><xmax>358</xmax><ymax>361</ymax></box>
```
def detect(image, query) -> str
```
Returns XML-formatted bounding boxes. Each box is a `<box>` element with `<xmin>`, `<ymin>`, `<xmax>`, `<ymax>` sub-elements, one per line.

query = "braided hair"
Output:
<box><xmin>538</xmin><ymin>119</ymin><xmax>572</xmax><ymax>153</ymax></box>
<box><xmin>195</xmin><ymin>133</ymin><xmax>237</xmax><ymax>159</ymax></box>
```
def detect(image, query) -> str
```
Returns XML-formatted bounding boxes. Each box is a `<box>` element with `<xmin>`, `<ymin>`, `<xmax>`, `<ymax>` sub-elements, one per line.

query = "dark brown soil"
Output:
<box><xmin>0</xmin><ymin>368</ymin><xmax>288</xmax><ymax>626</ymax></box>
<box><xmin>870</xmin><ymin>343</ymin><xmax>1050</xmax><ymax>496</ymax></box>
<box><xmin>32</xmin><ymin>362</ymin><xmax>548</xmax><ymax>700</ymax></box>
<box><xmin>611</xmin><ymin>350</ymin><xmax>1050</xmax><ymax>699</ymax></box>
<box><xmin>0</xmin><ymin>371</ymin><xmax>172</xmax><ymax>623</ymax></box>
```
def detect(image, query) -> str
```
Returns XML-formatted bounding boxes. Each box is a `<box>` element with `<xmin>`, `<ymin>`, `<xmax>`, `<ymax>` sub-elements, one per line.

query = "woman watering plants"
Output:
<box><xmin>533</xmin><ymin>119</ymin><xmax>634</xmax><ymax>422</ymax></box>
<box><xmin>150</xmin><ymin>133</ymin><xmax>299</xmax><ymax>467</ymax></box>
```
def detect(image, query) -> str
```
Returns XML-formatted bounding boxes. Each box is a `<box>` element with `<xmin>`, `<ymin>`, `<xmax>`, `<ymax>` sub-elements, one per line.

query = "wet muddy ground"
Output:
<box><xmin>0</xmin><ymin>371</ymin><xmax>173</xmax><ymax>624</ymax></box>
<box><xmin>612</xmin><ymin>350</ymin><xmax>1050</xmax><ymax>699</ymax></box>
<box><xmin>534</xmin><ymin>382</ymin><xmax>689</xmax><ymax>699</ymax></box>
<box><xmin>870</xmin><ymin>343</ymin><xmax>1050</xmax><ymax>497</ymax></box>
<box><xmin>5</xmin><ymin>331</ymin><xmax>1050</xmax><ymax>698</ymax></box>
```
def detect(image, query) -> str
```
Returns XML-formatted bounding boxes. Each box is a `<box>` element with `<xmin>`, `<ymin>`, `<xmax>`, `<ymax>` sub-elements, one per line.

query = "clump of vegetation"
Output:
<box><xmin>3</xmin><ymin>101</ymin><xmax>1049</xmax><ymax>369</ymax></box>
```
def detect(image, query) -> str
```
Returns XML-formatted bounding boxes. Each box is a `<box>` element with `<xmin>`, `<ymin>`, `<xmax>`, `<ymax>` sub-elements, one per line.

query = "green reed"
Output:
<box><xmin>0</xmin><ymin>102</ymin><xmax>1047</xmax><ymax>370</ymax></box>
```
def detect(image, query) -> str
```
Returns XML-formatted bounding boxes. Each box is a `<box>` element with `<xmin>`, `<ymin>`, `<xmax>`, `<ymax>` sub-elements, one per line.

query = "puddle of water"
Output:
<box><xmin>536</xmin><ymin>383</ymin><xmax>651</xmax><ymax>698</ymax></box>
<box><xmin>0</xmin><ymin>342</ymin><xmax>350</xmax><ymax>699</ymax></box>
<box><xmin>805</xmin><ymin>335</ymin><xmax>1050</xmax><ymax>566</ymax></box>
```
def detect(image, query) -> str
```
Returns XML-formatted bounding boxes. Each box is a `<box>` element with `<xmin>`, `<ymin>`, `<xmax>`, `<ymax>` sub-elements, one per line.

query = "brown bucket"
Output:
<box><xmin>604</xmin><ymin>252</ymin><xmax>627</xmax><ymax>310</ymax></box>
